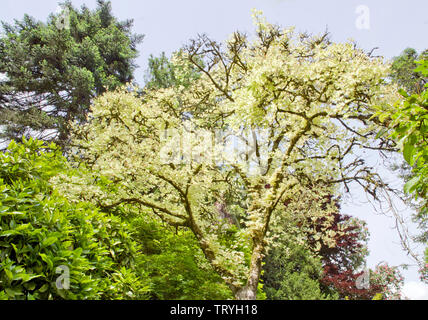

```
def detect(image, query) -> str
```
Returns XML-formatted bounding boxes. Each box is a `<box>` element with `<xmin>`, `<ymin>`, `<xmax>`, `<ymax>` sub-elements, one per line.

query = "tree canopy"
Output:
<box><xmin>0</xmin><ymin>0</ymin><xmax>143</xmax><ymax>147</ymax></box>
<box><xmin>2</xmin><ymin>3</ymin><xmax>422</xmax><ymax>300</ymax></box>
<box><xmin>54</xmin><ymin>12</ymin><xmax>401</xmax><ymax>300</ymax></box>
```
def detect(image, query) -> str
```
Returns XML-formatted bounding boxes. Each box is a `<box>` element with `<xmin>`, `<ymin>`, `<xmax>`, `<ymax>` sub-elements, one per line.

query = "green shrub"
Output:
<box><xmin>0</xmin><ymin>138</ymin><xmax>150</xmax><ymax>300</ymax></box>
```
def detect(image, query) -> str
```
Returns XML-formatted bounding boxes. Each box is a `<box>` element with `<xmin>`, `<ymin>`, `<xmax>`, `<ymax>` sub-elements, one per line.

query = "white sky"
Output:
<box><xmin>1</xmin><ymin>0</ymin><xmax>427</xmax><ymax>299</ymax></box>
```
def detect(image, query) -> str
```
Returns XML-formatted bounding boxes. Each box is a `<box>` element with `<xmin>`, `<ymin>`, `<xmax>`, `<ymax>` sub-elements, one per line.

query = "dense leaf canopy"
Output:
<box><xmin>0</xmin><ymin>0</ymin><xmax>143</xmax><ymax>147</ymax></box>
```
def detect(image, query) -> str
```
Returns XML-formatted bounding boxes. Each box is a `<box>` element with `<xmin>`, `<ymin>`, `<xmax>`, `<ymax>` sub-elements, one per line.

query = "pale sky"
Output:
<box><xmin>1</xmin><ymin>0</ymin><xmax>427</xmax><ymax>299</ymax></box>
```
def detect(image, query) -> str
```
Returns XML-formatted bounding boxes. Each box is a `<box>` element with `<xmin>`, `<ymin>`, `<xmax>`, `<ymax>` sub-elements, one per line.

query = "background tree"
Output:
<box><xmin>262</xmin><ymin>241</ymin><xmax>334</xmax><ymax>300</ymax></box>
<box><xmin>422</xmin><ymin>253</ymin><xmax>428</xmax><ymax>284</ymax></box>
<box><xmin>370</xmin><ymin>263</ymin><xmax>404</xmax><ymax>300</ymax></box>
<box><xmin>0</xmin><ymin>0</ymin><xmax>143</xmax><ymax>147</ymax></box>
<box><xmin>144</xmin><ymin>52</ymin><xmax>177</xmax><ymax>89</ymax></box>
<box><xmin>144</xmin><ymin>51</ymin><xmax>202</xmax><ymax>90</ymax></box>
<box><xmin>390</xmin><ymin>48</ymin><xmax>428</xmax><ymax>95</ymax></box>
<box><xmin>307</xmin><ymin>196</ymin><xmax>374</xmax><ymax>299</ymax></box>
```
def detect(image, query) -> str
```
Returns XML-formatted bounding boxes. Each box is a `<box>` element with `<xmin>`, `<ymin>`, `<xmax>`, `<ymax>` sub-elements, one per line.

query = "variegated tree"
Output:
<box><xmin>55</xmin><ymin>13</ymin><xmax>399</xmax><ymax>299</ymax></box>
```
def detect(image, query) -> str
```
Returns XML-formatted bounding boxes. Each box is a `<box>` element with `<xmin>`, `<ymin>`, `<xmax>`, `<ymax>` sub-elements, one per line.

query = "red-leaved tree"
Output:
<box><xmin>305</xmin><ymin>195</ymin><xmax>384</xmax><ymax>299</ymax></box>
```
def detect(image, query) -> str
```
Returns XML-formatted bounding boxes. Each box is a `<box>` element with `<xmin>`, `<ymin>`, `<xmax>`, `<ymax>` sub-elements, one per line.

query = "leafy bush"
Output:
<box><xmin>132</xmin><ymin>215</ymin><xmax>233</xmax><ymax>300</ymax></box>
<box><xmin>0</xmin><ymin>138</ymin><xmax>151</xmax><ymax>299</ymax></box>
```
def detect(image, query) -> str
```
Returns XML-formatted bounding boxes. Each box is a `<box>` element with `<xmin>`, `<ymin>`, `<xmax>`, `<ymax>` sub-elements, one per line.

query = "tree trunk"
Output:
<box><xmin>234</xmin><ymin>241</ymin><xmax>264</xmax><ymax>300</ymax></box>
<box><xmin>235</xmin><ymin>285</ymin><xmax>257</xmax><ymax>300</ymax></box>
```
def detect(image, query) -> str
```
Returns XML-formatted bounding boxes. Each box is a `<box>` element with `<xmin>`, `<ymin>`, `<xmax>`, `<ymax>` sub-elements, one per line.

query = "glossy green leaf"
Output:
<box><xmin>404</xmin><ymin>176</ymin><xmax>420</xmax><ymax>194</ymax></box>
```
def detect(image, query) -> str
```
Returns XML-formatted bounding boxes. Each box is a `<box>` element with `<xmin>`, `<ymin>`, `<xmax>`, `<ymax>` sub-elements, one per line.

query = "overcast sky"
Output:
<box><xmin>1</xmin><ymin>0</ymin><xmax>427</xmax><ymax>299</ymax></box>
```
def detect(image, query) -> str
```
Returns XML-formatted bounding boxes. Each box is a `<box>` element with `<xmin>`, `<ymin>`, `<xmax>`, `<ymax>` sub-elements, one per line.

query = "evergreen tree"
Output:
<box><xmin>0</xmin><ymin>0</ymin><xmax>143</xmax><ymax>147</ymax></box>
<box><xmin>262</xmin><ymin>241</ymin><xmax>335</xmax><ymax>300</ymax></box>
<box><xmin>390</xmin><ymin>48</ymin><xmax>428</xmax><ymax>94</ymax></box>
<box><xmin>144</xmin><ymin>51</ymin><xmax>201</xmax><ymax>90</ymax></box>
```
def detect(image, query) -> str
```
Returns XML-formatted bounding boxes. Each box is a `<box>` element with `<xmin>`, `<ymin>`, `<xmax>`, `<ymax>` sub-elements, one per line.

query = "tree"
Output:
<box><xmin>262</xmin><ymin>241</ymin><xmax>334</xmax><ymax>300</ymax></box>
<box><xmin>261</xmin><ymin>200</ymin><xmax>347</xmax><ymax>301</ymax></box>
<box><xmin>370</xmin><ymin>263</ymin><xmax>404</xmax><ymax>300</ymax></box>
<box><xmin>390</xmin><ymin>48</ymin><xmax>428</xmax><ymax>95</ymax></box>
<box><xmin>263</xmin><ymin>190</ymin><xmax>386</xmax><ymax>300</ymax></box>
<box><xmin>144</xmin><ymin>51</ymin><xmax>202</xmax><ymax>90</ymax></box>
<box><xmin>388</xmin><ymin>48</ymin><xmax>427</xmax><ymax>197</ymax></box>
<box><xmin>0</xmin><ymin>0</ymin><xmax>143</xmax><ymax>147</ymax></box>
<box><xmin>297</xmin><ymin>196</ymin><xmax>376</xmax><ymax>299</ymax></box>
<box><xmin>421</xmin><ymin>251</ymin><xmax>428</xmax><ymax>284</ymax></box>
<box><xmin>55</xmin><ymin>12</ymin><xmax>399</xmax><ymax>299</ymax></box>
<box><xmin>308</xmin><ymin>198</ymin><xmax>377</xmax><ymax>299</ymax></box>
<box><xmin>377</xmin><ymin>57</ymin><xmax>428</xmax><ymax>277</ymax></box>
<box><xmin>144</xmin><ymin>52</ymin><xmax>177</xmax><ymax>89</ymax></box>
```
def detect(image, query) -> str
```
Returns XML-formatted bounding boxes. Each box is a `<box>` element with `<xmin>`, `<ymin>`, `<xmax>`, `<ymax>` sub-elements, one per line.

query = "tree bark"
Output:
<box><xmin>233</xmin><ymin>241</ymin><xmax>264</xmax><ymax>300</ymax></box>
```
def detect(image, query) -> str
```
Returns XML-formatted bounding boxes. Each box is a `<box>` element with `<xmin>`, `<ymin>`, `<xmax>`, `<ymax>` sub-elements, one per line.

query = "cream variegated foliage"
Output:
<box><xmin>53</xmin><ymin>13</ymin><xmax>399</xmax><ymax>299</ymax></box>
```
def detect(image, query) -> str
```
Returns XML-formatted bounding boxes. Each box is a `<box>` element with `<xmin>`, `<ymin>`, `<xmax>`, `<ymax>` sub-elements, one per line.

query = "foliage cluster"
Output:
<box><xmin>0</xmin><ymin>138</ymin><xmax>151</xmax><ymax>299</ymax></box>
<box><xmin>0</xmin><ymin>0</ymin><xmax>143</xmax><ymax>146</ymax></box>
<box><xmin>0</xmin><ymin>138</ymin><xmax>232</xmax><ymax>300</ymax></box>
